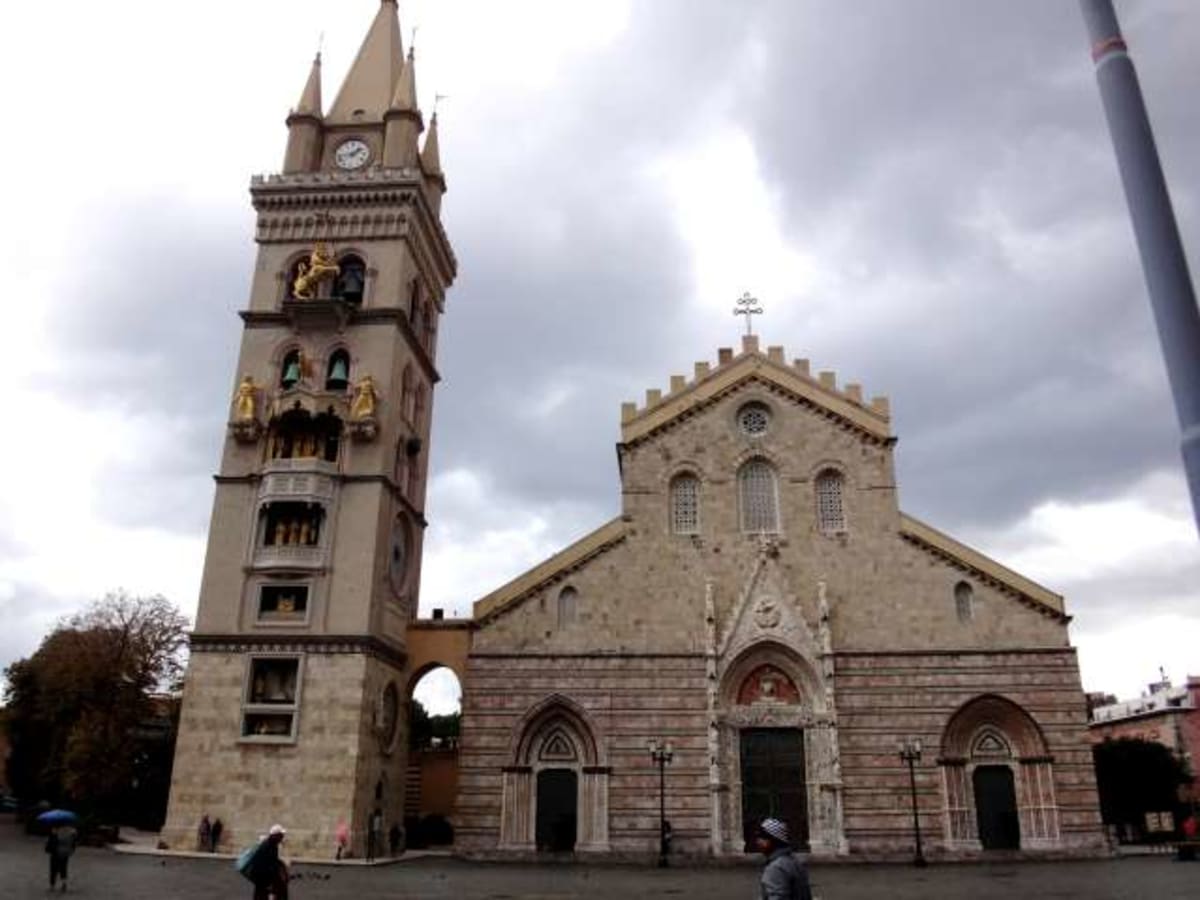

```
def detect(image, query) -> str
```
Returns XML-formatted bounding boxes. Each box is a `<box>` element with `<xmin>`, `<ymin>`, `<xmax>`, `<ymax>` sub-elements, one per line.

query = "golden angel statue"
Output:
<box><xmin>351</xmin><ymin>374</ymin><xmax>378</xmax><ymax>420</ymax></box>
<box><xmin>234</xmin><ymin>375</ymin><xmax>258</xmax><ymax>421</ymax></box>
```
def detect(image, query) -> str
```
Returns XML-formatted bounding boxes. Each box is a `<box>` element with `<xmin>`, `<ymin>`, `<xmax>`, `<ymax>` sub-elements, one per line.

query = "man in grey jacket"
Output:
<box><xmin>756</xmin><ymin>818</ymin><xmax>813</xmax><ymax>900</ymax></box>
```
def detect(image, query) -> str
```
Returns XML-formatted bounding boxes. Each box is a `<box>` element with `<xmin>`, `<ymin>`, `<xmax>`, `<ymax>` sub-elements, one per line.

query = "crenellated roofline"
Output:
<box><xmin>620</xmin><ymin>334</ymin><xmax>893</xmax><ymax>447</ymax></box>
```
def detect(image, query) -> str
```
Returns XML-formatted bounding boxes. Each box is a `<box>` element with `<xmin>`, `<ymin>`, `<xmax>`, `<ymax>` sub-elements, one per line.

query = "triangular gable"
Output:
<box><xmin>899</xmin><ymin>513</ymin><xmax>1069</xmax><ymax>622</ymax></box>
<box><xmin>620</xmin><ymin>338</ymin><xmax>892</xmax><ymax>447</ymax></box>
<box><xmin>472</xmin><ymin>518</ymin><xmax>628</xmax><ymax>623</ymax></box>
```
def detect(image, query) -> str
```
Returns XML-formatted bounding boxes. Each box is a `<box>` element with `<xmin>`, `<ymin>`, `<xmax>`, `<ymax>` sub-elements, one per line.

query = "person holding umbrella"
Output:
<box><xmin>38</xmin><ymin>810</ymin><xmax>79</xmax><ymax>893</ymax></box>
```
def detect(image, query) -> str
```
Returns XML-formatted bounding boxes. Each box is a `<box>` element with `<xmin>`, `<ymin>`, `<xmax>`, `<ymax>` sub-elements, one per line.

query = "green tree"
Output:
<box><xmin>3</xmin><ymin>591</ymin><xmax>188</xmax><ymax>825</ymax></box>
<box><xmin>1092</xmin><ymin>737</ymin><xmax>1193</xmax><ymax>839</ymax></box>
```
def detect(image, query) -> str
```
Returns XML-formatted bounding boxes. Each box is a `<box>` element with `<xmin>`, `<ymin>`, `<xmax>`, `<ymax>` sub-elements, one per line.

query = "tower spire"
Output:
<box><xmin>383</xmin><ymin>47</ymin><xmax>423</xmax><ymax>169</ymax></box>
<box><xmin>283</xmin><ymin>52</ymin><xmax>325</xmax><ymax>173</ymax></box>
<box><xmin>328</xmin><ymin>0</ymin><xmax>404</xmax><ymax>125</ymax></box>
<box><xmin>422</xmin><ymin>111</ymin><xmax>445</xmax><ymax>182</ymax></box>
<box><xmin>295</xmin><ymin>52</ymin><xmax>323</xmax><ymax>117</ymax></box>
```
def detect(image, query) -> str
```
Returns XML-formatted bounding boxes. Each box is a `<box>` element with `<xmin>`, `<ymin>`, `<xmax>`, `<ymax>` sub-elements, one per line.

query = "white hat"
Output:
<box><xmin>269</xmin><ymin>824</ymin><xmax>287</xmax><ymax>836</ymax></box>
<box><xmin>760</xmin><ymin>818</ymin><xmax>790</xmax><ymax>844</ymax></box>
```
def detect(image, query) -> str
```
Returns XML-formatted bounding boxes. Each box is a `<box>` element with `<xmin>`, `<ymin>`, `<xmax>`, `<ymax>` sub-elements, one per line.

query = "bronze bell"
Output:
<box><xmin>282</xmin><ymin>360</ymin><xmax>301</xmax><ymax>388</ymax></box>
<box><xmin>327</xmin><ymin>357</ymin><xmax>349</xmax><ymax>388</ymax></box>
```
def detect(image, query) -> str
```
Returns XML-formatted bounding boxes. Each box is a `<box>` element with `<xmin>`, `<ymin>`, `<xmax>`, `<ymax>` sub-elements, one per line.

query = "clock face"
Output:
<box><xmin>335</xmin><ymin>139</ymin><xmax>371</xmax><ymax>170</ymax></box>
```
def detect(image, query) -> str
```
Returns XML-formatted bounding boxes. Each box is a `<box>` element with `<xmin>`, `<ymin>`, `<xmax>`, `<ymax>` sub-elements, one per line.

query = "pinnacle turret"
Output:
<box><xmin>421</xmin><ymin>112</ymin><xmax>444</xmax><ymax>181</ymax></box>
<box><xmin>294</xmin><ymin>53</ymin><xmax>323</xmax><ymax>118</ymax></box>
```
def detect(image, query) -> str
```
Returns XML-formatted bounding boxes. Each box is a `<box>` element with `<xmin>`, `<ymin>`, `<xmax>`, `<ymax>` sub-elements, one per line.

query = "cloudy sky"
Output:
<box><xmin>1</xmin><ymin>0</ymin><xmax>1197</xmax><ymax>714</ymax></box>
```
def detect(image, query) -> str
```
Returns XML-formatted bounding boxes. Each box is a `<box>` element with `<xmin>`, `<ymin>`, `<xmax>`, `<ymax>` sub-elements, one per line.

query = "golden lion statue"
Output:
<box><xmin>292</xmin><ymin>242</ymin><xmax>341</xmax><ymax>300</ymax></box>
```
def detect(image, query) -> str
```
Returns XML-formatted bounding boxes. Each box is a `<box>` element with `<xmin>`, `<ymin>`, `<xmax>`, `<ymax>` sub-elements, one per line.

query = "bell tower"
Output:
<box><xmin>163</xmin><ymin>0</ymin><xmax>455</xmax><ymax>856</ymax></box>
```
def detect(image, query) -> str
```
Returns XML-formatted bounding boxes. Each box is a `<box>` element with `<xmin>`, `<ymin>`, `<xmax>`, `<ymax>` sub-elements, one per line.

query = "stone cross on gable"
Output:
<box><xmin>733</xmin><ymin>292</ymin><xmax>763</xmax><ymax>336</ymax></box>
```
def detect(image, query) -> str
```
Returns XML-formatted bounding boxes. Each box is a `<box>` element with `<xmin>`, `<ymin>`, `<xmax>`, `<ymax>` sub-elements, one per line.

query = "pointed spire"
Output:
<box><xmin>421</xmin><ymin>111</ymin><xmax>444</xmax><ymax>182</ymax></box>
<box><xmin>328</xmin><ymin>0</ymin><xmax>404</xmax><ymax>125</ymax></box>
<box><xmin>390</xmin><ymin>47</ymin><xmax>419</xmax><ymax>115</ymax></box>
<box><xmin>293</xmin><ymin>53</ymin><xmax>323</xmax><ymax>119</ymax></box>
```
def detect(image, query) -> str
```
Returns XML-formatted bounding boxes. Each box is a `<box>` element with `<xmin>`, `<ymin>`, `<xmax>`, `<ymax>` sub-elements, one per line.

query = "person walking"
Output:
<box><xmin>366</xmin><ymin>808</ymin><xmax>383</xmax><ymax>862</ymax></box>
<box><xmin>756</xmin><ymin>818</ymin><xmax>812</xmax><ymax>900</ymax></box>
<box><xmin>198</xmin><ymin>815</ymin><xmax>212</xmax><ymax>853</ymax></box>
<box><xmin>45</xmin><ymin>824</ymin><xmax>78</xmax><ymax>893</ymax></box>
<box><xmin>210</xmin><ymin>818</ymin><xmax>224</xmax><ymax>853</ymax></box>
<box><xmin>335</xmin><ymin>817</ymin><xmax>349</xmax><ymax>860</ymax></box>
<box><xmin>247</xmin><ymin>824</ymin><xmax>289</xmax><ymax>900</ymax></box>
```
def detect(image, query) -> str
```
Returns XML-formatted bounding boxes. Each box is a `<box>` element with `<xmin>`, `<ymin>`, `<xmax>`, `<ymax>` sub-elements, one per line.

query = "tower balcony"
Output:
<box><xmin>253</xmin><ymin>545</ymin><xmax>326</xmax><ymax>571</ymax></box>
<box><xmin>259</xmin><ymin>463</ymin><xmax>337</xmax><ymax>505</ymax></box>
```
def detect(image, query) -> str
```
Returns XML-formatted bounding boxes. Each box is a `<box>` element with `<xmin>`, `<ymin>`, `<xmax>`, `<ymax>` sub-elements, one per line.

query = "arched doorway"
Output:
<box><xmin>407</xmin><ymin>666</ymin><xmax>462</xmax><ymax>848</ymax></box>
<box><xmin>940</xmin><ymin>695</ymin><xmax>1060</xmax><ymax>851</ymax></box>
<box><xmin>500</xmin><ymin>695</ymin><xmax>609</xmax><ymax>853</ymax></box>
<box><xmin>715</xmin><ymin>643</ymin><xmax>841</xmax><ymax>854</ymax></box>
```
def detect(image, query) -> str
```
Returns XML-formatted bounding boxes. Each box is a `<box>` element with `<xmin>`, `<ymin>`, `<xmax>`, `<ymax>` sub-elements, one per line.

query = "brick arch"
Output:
<box><xmin>509</xmin><ymin>694</ymin><xmax>603</xmax><ymax>767</ymax></box>
<box><xmin>719</xmin><ymin>640</ymin><xmax>821</xmax><ymax>712</ymax></box>
<box><xmin>941</xmin><ymin>694</ymin><xmax>1049</xmax><ymax>761</ymax></box>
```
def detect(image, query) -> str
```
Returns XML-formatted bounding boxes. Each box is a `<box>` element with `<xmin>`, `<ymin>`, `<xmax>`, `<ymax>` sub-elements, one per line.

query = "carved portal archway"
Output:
<box><xmin>939</xmin><ymin>694</ymin><xmax>1060</xmax><ymax>850</ymax></box>
<box><xmin>714</xmin><ymin>642</ymin><xmax>844</xmax><ymax>856</ymax></box>
<box><xmin>499</xmin><ymin>695</ymin><xmax>609</xmax><ymax>852</ymax></box>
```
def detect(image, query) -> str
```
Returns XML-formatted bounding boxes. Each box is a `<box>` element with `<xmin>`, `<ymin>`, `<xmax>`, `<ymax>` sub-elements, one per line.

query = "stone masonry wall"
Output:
<box><xmin>163</xmin><ymin>651</ymin><xmax>370</xmax><ymax>858</ymax></box>
<box><xmin>456</xmin><ymin>653</ymin><xmax>711</xmax><ymax>858</ymax></box>
<box><xmin>835</xmin><ymin>649</ymin><xmax>1104</xmax><ymax>856</ymax></box>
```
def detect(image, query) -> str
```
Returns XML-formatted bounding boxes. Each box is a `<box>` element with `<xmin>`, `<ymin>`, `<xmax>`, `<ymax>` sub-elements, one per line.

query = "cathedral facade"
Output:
<box><xmin>164</xmin><ymin>1</ymin><xmax>1104</xmax><ymax>861</ymax></box>
<box><xmin>453</xmin><ymin>337</ymin><xmax>1105</xmax><ymax>859</ymax></box>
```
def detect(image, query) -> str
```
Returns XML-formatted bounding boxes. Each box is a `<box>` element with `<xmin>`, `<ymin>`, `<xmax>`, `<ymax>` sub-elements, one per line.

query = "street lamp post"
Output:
<box><xmin>648</xmin><ymin>740</ymin><xmax>674</xmax><ymax>867</ymax></box>
<box><xmin>898</xmin><ymin>739</ymin><xmax>927</xmax><ymax>867</ymax></box>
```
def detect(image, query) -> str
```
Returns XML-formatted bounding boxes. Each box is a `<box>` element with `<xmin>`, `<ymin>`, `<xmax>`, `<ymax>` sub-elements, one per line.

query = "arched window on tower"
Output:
<box><xmin>413</xmin><ymin>384</ymin><xmax>427</xmax><ymax>429</ymax></box>
<box><xmin>955</xmin><ymin>581</ymin><xmax>975</xmax><ymax>622</ymax></box>
<box><xmin>333</xmin><ymin>254</ymin><xmax>366</xmax><ymax>304</ymax></box>
<box><xmin>557</xmin><ymin>586</ymin><xmax>578</xmax><ymax>627</ymax></box>
<box><xmin>280</xmin><ymin>349</ymin><xmax>302</xmax><ymax>389</ymax></box>
<box><xmin>738</xmin><ymin>459</ymin><xmax>779</xmax><ymax>533</ymax></box>
<box><xmin>670</xmin><ymin>473</ymin><xmax>700</xmax><ymax>535</ymax></box>
<box><xmin>401</xmin><ymin>366</ymin><xmax>415</xmax><ymax>423</ymax></box>
<box><xmin>325</xmin><ymin>349</ymin><xmax>350</xmax><ymax>391</ymax></box>
<box><xmin>815</xmin><ymin>469</ymin><xmax>846</xmax><ymax>534</ymax></box>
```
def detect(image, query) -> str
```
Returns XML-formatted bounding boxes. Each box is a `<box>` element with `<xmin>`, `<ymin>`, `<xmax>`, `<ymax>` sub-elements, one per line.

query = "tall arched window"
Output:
<box><xmin>413</xmin><ymin>384</ymin><xmax>427</xmax><ymax>429</ymax></box>
<box><xmin>815</xmin><ymin>469</ymin><xmax>846</xmax><ymax>534</ymax></box>
<box><xmin>333</xmin><ymin>254</ymin><xmax>366</xmax><ymax>304</ymax></box>
<box><xmin>670</xmin><ymin>474</ymin><xmax>700</xmax><ymax>535</ymax></box>
<box><xmin>401</xmin><ymin>366</ymin><xmax>414</xmax><ymax>422</ymax></box>
<box><xmin>955</xmin><ymin>581</ymin><xmax>974</xmax><ymax>623</ymax></box>
<box><xmin>739</xmin><ymin>459</ymin><xmax>779</xmax><ymax>533</ymax></box>
<box><xmin>557</xmin><ymin>586</ymin><xmax>578</xmax><ymax>626</ymax></box>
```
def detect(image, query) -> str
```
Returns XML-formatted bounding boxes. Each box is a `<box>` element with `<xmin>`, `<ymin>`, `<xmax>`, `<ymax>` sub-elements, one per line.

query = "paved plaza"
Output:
<box><xmin>3</xmin><ymin>819</ymin><xmax>1198</xmax><ymax>899</ymax></box>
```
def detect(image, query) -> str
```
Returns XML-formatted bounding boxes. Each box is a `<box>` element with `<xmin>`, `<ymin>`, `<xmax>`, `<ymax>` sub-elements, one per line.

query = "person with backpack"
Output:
<box><xmin>243</xmin><ymin>824</ymin><xmax>289</xmax><ymax>900</ymax></box>
<box><xmin>756</xmin><ymin>818</ymin><xmax>813</xmax><ymax>900</ymax></box>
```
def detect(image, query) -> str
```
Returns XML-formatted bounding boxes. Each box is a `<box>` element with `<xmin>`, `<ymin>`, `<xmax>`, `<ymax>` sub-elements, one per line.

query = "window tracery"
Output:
<box><xmin>739</xmin><ymin>459</ymin><xmax>779</xmax><ymax>533</ymax></box>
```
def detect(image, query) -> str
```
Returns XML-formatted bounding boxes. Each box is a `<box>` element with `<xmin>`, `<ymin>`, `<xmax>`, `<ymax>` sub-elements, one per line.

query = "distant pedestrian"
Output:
<box><xmin>366</xmin><ymin>808</ymin><xmax>383</xmax><ymax>862</ymax></box>
<box><xmin>45</xmin><ymin>824</ymin><xmax>78</xmax><ymax>893</ymax></box>
<box><xmin>756</xmin><ymin>818</ymin><xmax>812</xmax><ymax>900</ymax></box>
<box><xmin>211</xmin><ymin>818</ymin><xmax>224</xmax><ymax>853</ymax></box>
<box><xmin>389</xmin><ymin>822</ymin><xmax>402</xmax><ymax>856</ymax></box>
<box><xmin>335</xmin><ymin>818</ymin><xmax>349</xmax><ymax>860</ymax></box>
<box><xmin>247</xmin><ymin>824</ymin><xmax>289</xmax><ymax>900</ymax></box>
<box><xmin>198</xmin><ymin>815</ymin><xmax>212</xmax><ymax>852</ymax></box>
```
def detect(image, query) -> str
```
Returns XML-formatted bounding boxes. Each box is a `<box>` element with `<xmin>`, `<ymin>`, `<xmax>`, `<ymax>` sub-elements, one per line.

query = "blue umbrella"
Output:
<box><xmin>36</xmin><ymin>809</ymin><xmax>79</xmax><ymax>826</ymax></box>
